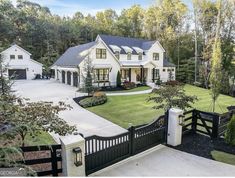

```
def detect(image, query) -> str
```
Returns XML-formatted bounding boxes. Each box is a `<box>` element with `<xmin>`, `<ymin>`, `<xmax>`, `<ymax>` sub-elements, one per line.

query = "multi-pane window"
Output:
<box><xmin>94</xmin><ymin>69</ymin><xmax>109</xmax><ymax>81</ymax></box>
<box><xmin>155</xmin><ymin>69</ymin><xmax>160</xmax><ymax>78</ymax></box>
<box><xmin>138</xmin><ymin>52</ymin><xmax>142</xmax><ymax>60</ymax></box>
<box><xmin>18</xmin><ymin>55</ymin><xmax>23</xmax><ymax>59</ymax></box>
<box><xmin>115</xmin><ymin>51</ymin><xmax>120</xmax><ymax>60</ymax></box>
<box><xmin>121</xmin><ymin>69</ymin><xmax>129</xmax><ymax>80</ymax></box>
<box><xmin>10</xmin><ymin>55</ymin><xmax>15</xmax><ymax>59</ymax></box>
<box><xmin>127</xmin><ymin>52</ymin><xmax>131</xmax><ymax>60</ymax></box>
<box><xmin>153</xmin><ymin>53</ymin><xmax>159</xmax><ymax>61</ymax></box>
<box><xmin>96</xmin><ymin>49</ymin><xmax>107</xmax><ymax>59</ymax></box>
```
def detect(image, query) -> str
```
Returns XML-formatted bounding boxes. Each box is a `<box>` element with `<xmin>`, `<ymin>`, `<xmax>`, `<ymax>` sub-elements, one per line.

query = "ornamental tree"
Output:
<box><xmin>148</xmin><ymin>84</ymin><xmax>198</xmax><ymax>112</ymax></box>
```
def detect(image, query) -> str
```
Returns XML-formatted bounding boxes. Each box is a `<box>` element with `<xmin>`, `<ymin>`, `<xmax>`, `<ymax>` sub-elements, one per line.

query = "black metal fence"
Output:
<box><xmin>20</xmin><ymin>144</ymin><xmax>62</xmax><ymax>176</ymax></box>
<box><xmin>182</xmin><ymin>109</ymin><xmax>233</xmax><ymax>138</ymax></box>
<box><xmin>84</xmin><ymin>115</ymin><xmax>166</xmax><ymax>175</ymax></box>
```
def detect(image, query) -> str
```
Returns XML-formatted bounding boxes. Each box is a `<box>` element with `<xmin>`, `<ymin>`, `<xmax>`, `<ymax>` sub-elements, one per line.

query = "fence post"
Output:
<box><xmin>60</xmin><ymin>135</ymin><xmax>86</xmax><ymax>176</ymax></box>
<box><xmin>192</xmin><ymin>109</ymin><xmax>197</xmax><ymax>133</ymax></box>
<box><xmin>164</xmin><ymin>110</ymin><xmax>169</xmax><ymax>143</ymax></box>
<box><xmin>128</xmin><ymin>126</ymin><xmax>135</xmax><ymax>155</ymax></box>
<box><xmin>212</xmin><ymin>114</ymin><xmax>220</xmax><ymax>139</ymax></box>
<box><xmin>51</xmin><ymin>147</ymin><xmax>59</xmax><ymax>176</ymax></box>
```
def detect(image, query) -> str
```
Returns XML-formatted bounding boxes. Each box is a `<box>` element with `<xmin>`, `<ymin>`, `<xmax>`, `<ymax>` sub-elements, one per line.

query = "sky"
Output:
<box><xmin>11</xmin><ymin>0</ymin><xmax>193</xmax><ymax>17</ymax></box>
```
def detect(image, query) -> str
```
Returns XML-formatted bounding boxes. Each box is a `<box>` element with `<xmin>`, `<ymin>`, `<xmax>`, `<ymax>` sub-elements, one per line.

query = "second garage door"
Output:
<box><xmin>8</xmin><ymin>69</ymin><xmax>27</xmax><ymax>80</ymax></box>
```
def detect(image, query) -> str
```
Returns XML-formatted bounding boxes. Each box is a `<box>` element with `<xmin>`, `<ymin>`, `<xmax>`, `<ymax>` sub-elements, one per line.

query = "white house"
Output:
<box><xmin>51</xmin><ymin>34</ymin><xmax>175</xmax><ymax>88</ymax></box>
<box><xmin>0</xmin><ymin>44</ymin><xmax>43</xmax><ymax>80</ymax></box>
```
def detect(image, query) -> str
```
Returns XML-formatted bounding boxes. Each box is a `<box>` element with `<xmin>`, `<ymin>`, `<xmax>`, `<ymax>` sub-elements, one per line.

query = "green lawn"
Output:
<box><xmin>25</xmin><ymin>132</ymin><xmax>56</xmax><ymax>146</ymax></box>
<box><xmin>88</xmin><ymin>84</ymin><xmax>235</xmax><ymax>128</ymax></box>
<box><xmin>105</xmin><ymin>86</ymin><xmax>151</xmax><ymax>93</ymax></box>
<box><xmin>211</xmin><ymin>150</ymin><xmax>235</xmax><ymax>166</ymax></box>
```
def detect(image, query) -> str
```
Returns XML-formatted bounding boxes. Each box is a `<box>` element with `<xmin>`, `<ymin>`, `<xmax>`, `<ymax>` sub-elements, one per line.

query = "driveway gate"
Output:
<box><xmin>84</xmin><ymin>115</ymin><xmax>166</xmax><ymax>175</ymax></box>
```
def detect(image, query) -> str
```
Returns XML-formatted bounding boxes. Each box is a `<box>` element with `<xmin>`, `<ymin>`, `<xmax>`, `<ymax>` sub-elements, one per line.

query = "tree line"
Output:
<box><xmin>0</xmin><ymin>0</ymin><xmax>234</xmax><ymax>94</ymax></box>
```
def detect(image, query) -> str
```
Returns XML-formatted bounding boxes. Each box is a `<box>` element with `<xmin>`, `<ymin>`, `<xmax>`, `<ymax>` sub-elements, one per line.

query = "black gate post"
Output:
<box><xmin>128</xmin><ymin>126</ymin><xmax>135</xmax><ymax>155</ymax></box>
<box><xmin>192</xmin><ymin>109</ymin><xmax>197</xmax><ymax>134</ymax></box>
<box><xmin>212</xmin><ymin>114</ymin><xmax>220</xmax><ymax>139</ymax></box>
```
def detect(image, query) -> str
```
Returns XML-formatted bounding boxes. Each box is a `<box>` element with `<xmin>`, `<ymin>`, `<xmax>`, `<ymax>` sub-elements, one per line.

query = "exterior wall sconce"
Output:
<box><xmin>73</xmin><ymin>147</ymin><xmax>82</xmax><ymax>167</ymax></box>
<box><xmin>179</xmin><ymin>114</ymin><xmax>185</xmax><ymax>126</ymax></box>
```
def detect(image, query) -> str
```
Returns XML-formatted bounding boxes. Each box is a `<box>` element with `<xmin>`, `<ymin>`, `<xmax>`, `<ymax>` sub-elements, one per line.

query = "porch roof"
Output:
<box><xmin>120</xmin><ymin>60</ymin><xmax>156</xmax><ymax>67</ymax></box>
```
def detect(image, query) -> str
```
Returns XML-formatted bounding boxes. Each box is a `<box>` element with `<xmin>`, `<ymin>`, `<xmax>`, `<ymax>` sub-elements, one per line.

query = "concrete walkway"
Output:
<box><xmin>13</xmin><ymin>80</ymin><xmax>126</xmax><ymax>142</ymax></box>
<box><xmin>106</xmin><ymin>89</ymin><xmax>153</xmax><ymax>96</ymax></box>
<box><xmin>92</xmin><ymin>145</ymin><xmax>235</xmax><ymax>177</ymax></box>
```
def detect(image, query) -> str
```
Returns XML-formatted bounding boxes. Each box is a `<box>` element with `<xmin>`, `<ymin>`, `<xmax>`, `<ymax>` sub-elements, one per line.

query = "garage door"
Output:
<box><xmin>73</xmin><ymin>72</ymin><xmax>78</xmax><ymax>87</ymax></box>
<box><xmin>8</xmin><ymin>69</ymin><xmax>27</xmax><ymax>80</ymax></box>
<box><xmin>62</xmin><ymin>71</ymin><xmax>65</xmax><ymax>83</ymax></box>
<box><xmin>67</xmin><ymin>71</ymin><xmax>71</xmax><ymax>85</ymax></box>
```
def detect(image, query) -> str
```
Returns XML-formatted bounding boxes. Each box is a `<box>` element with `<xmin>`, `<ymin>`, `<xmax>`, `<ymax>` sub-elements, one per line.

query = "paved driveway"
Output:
<box><xmin>92</xmin><ymin>145</ymin><xmax>235</xmax><ymax>177</ymax></box>
<box><xmin>13</xmin><ymin>80</ymin><xmax>126</xmax><ymax>142</ymax></box>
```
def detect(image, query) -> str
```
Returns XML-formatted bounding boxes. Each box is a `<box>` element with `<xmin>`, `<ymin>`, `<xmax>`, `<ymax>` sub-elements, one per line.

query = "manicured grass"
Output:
<box><xmin>25</xmin><ymin>132</ymin><xmax>56</xmax><ymax>146</ymax></box>
<box><xmin>88</xmin><ymin>84</ymin><xmax>235</xmax><ymax>128</ymax></box>
<box><xmin>211</xmin><ymin>150</ymin><xmax>235</xmax><ymax>166</ymax></box>
<box><xmin>105</xmin><ymin>86</ymin><xmax>151</xmax><ymax>93</ymax></box>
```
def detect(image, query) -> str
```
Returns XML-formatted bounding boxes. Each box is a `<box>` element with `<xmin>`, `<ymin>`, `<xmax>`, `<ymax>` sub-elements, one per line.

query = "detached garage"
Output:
<box><xmin>1</xmin><ymin>44</ymin><xmax>43</xmax><ymax>80</ymax></box>
<box><xmin>8</xmin><ymin>69</ymin><xmax>27</xmax><ymax>80</ymax></box>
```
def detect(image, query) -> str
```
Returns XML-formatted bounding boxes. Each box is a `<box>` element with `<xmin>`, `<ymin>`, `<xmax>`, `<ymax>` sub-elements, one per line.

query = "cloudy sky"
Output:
<box><xmin>11</xmin><ymin>0</ymin><xmax>193</xmax><ymax>17</ymax></box>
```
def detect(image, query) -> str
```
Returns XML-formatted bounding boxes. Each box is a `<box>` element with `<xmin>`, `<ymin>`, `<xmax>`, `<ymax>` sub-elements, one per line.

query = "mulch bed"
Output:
<box><xmin>169</xmin><ymin>132</ymin><xmax>235</xmax><ymax>160</ymax></box>
<box><xmin>73</xmin><ymin>96</ymin><xmax>90</xmax><ymax>105</ymax></box>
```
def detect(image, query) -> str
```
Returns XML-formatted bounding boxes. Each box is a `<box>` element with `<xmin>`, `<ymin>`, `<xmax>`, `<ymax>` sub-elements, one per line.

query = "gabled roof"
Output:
<box><xmin>98</xmin><ymin>34</ymin><xmax>157</xmax><ymax>55</ymax></box>
<box><xmin>53</xmin><ymin>42</ymin><xmax>96</xmax><ymax>67</ymax></box>
<box><xmin>163</xmin><ymin>58</ymin><xmax>175</xmax><ymax>67</ymax></box>
<box><xmin>0</xmin><ymin>44</ymin><xmax>32</xmax><ymax>55</ymax></box>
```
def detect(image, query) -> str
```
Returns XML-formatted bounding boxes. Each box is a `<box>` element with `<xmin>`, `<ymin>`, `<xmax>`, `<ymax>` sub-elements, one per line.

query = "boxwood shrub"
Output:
<box><xmin>225</xmin><ymin>115</ymin><xmax>235</xmax><ymax>145</ymax></box>
<box><xmin>79</xmin><ymin>92</ymin><xmax>107</xmax><ymax>108</ymax></box>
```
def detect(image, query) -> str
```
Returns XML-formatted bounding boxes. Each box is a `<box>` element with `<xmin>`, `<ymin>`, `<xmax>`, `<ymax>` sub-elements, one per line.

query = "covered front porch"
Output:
<box><xmin>120</xmin><ymin>60</ymin><xmax>156</xmax><ymax>84</ymax></box>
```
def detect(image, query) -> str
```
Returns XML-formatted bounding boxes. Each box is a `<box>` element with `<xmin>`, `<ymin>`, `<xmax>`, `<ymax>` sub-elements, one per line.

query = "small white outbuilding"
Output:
<box><xmin>0</xmin><ymin>44</ymin><xmax>43</xmax><ymax>80</ymax></box>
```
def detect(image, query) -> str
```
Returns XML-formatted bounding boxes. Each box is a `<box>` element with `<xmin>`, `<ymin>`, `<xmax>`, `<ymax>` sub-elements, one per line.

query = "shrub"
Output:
<box><xmin>165</xmin><ymin>80</ymin><xmax>180</xmax><ymax>86</ymax></box>
<box><xmin>116</xmin><ymin>71</ymin><xmax>121</xmax><ymax>87</ymax></box>
<box><xmin>79</xmin><ymin>93</ymin><xmax>107</xmax><ymax>108</ymax></box>
<box><xmin>123</xmin><ymin>81</ymin><xmax>136</xmax><ymax>90</ymax></box>
<box><xmin>225</xmin><ymin>115</ymin><xmax>235</xmax><ymax>145</ymax></box>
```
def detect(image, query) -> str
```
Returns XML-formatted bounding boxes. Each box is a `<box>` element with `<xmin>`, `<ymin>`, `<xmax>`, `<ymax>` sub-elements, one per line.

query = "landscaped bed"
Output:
<box><xmin>87</xmin><ymin>84</ymin><xmax>235</xmax><ymax>128</ymax></box>
<box><xmin>171</xmin><ymin>132</ymin><xmax>235</xmax><ymax>166</ymax></box>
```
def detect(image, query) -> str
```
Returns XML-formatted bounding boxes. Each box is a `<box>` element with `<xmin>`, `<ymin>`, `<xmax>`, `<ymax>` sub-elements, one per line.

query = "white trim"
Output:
<box><xmin>132</xmin><ymin>46</ymin><xmax>143</xmax><ymax>53</ymax></box>
<box><xmin>109</xmin><ymin>45</ymin><xmax>121</xmax><ymax>52</ymax></box>
<box><xmin>149</xmin><ymin>41</ymin><xmax>166</xmax><ymax>52</ymax></box>
<box><xmin>1</xmin><ymin>44</ymin><xmax>32</xmax><ymax>55</ymax></box>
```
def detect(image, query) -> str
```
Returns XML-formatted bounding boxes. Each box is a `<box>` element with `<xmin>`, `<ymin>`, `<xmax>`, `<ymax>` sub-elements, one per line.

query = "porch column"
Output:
<box><xmin>71</xmin><ymin>72</ymin><xmax>74</xmax><ymax>87</ymax></box>
<box><xmin>129</xmin><ymin>68</ymin><xmax>131</xmax><ymax>82</ymax></box>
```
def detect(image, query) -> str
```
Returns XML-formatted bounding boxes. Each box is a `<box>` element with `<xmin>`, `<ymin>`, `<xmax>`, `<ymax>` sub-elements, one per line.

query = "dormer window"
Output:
<box><xmin>153</xmin><ymin>53</ymin><xmax>159</xmax><ymax>61</ymax></box>
<box><xmin>115</xmin><ymin>51</ymin><xmax>120</xmax><ymax>60</ymax></box>
<box><xmin>138</xmin><ymin>52</ymin><xmax>142</xmax><ymax>60</ymax></box>
<box><xmin>127</xmin><ymin>52</ymin><xmax>131</xmax><ymax>60</ymax></box>
<box><xmin>18</xmin><ymin>55</ymin><xmax>23</xmax><ymax>59</ymax></box>
<box><xmin>10</xmin><ymin>55</ymin><xmax>15</xmax><ymax>60</ymax></box>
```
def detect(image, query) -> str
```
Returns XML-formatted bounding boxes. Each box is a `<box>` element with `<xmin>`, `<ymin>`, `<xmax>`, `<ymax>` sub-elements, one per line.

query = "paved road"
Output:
<box><xmin>92</xmin><ymin>145</ymin><xmax>235</xmax><ymax>177</ymax></box>
<box><xmin>13</xmin><ymin>80</ymin><xmax>126</xmax><ymax>142</ymax></box>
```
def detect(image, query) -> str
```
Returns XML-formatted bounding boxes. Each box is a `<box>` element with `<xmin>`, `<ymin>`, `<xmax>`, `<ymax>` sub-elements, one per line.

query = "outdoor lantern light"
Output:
<box><xmin>73</xmin><ymin>147</ymin><xmax>82</xmax><ymax>167</ymax></box>
<box><xmin>178</xmin><ymin>114</ymin><xmax>185</xmax><ymax>126</ymax></box>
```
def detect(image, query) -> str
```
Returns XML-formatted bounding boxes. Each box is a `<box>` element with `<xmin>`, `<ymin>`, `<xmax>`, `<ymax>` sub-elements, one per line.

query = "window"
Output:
<box><xmin>18</xmin><ymin>55</ymin><xmax>23</xmax><ymax>59</ymax></box>
<box><xmin>96</xmin><ymin>49</ymin><xmax>106</xmax><ymax>59</ymax></box>
<box><xmin>115</xmin><ymin>51</ymin><xmax>120</xmax><ymax>60</ymax></box>
<box><xmin>94</xmin><ymin>69</ymin><xmax>109</xmax><ymax>81</ymax></box>
<box><xmin>163</xmin><ymin>69</ymin><xmax>166</xmax><ymax>72</ymax></box>
<box><xmin>121</xmin><ymin>69</ymin><xmax>129</xmax><ymax>80</ymax></box>
<box><xmin>153</xmin><ymin>53</ymin><xmax>159</xmax><ymax>61</ymax></box>
<box><xmin>172</xmin><ymin>69</ymin><xmax>174</xmax><ymax>71</ymax></box>
<box><xmin>127</xmin><ymin>52</ymin><xmax>131</xmax><ymax>60</ymax></box>
<box><xmin>155</xmin><ymin>69</ymin><xmax>160</xmax><ymax>78</ymax></box>
<box><xmin>138</xmin><ymin>52</ymin><xmax>142</xmax><ymax>60</ymax></box>
<box><xmin>10</xmin><ymin>55</ymin><xmax>15</xmax><ymax>60</ymax></box>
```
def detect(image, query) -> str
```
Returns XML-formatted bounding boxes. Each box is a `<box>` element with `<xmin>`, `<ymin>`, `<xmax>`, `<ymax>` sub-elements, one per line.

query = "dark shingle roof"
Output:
<box><xmin>163</xmin><ymin>58</ymin><xmax>175</xmax><ymax>67</ymax></box>
<box><xmin>99</xmin><ymin>34</ymin><xmax>155</xmax><ymax>54</ymax></box>
<box><xmin>53</xmin><ymin>42</ymin><xmax>96</xmax><ymax>67</ymax></box>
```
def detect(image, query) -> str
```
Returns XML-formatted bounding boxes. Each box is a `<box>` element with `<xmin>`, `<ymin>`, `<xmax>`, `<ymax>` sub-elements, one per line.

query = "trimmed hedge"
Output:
<box><xmin>79</xmin><ymin>92</ymin><xmax>107</xmax><ymax>108</ymax></box>
<box><xmin>123</xmin><ymin>81</ymin><xmax>136</xmax><ymax>90</ymax></box>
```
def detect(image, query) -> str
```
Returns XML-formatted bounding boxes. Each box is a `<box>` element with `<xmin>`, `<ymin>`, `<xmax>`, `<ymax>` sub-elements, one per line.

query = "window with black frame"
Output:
<box><xmin>153</xmin><ymin>53</ymin><xmax>159</xmax><ymax>61</ymax></box>
<box><xmin>96</xmin><ymin>49</ymin><xmax>107</xmax><ymax>59</ymax></box>
<box><xmin>94</xmin><ymin>69</ymin><xmax>109</xmax><ymax>82</ymax></box>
